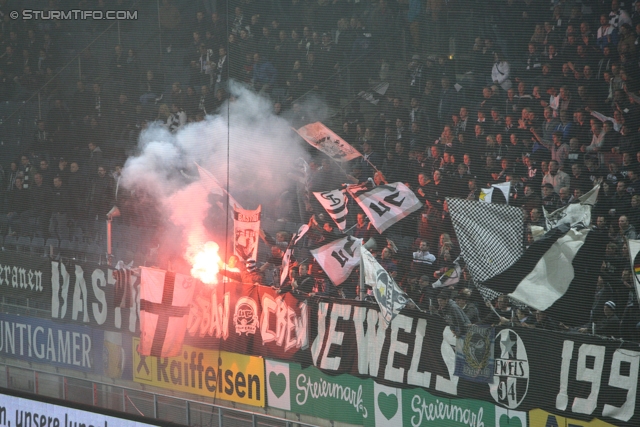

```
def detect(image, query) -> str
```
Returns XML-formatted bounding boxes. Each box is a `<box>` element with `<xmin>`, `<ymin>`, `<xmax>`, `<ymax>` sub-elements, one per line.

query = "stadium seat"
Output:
<box><xmin>86</xmin><ymin>243</ymin><xmax>103</xmax><ymax>264</ymax></box>
<box><xmin>45</xmin><ymin>238</ymin><xmax>60</xmax><ymax>258</ymax></box>
<box><xmin>4</xmin><ymin>235</ymin><xmax>17</xmax><ymax>251</ymax></box>
<box><xmin>16</xmin><ymin>236</ymin><xmax>30</xmax><ymax>253</ymax></box>
<box><xmin>76</xmin><ymin>242</ymin><xmax>88</xmax><ymax>261</ymax></box>
<box><xmin>60</xmin><ymin>239</ymin><xmax>76</xmax><ymax>259</ymax></box>
<box><xmin>30</xmin><ymin>237</ymin><xmax>45</xmax><ymax>257</ymax></box>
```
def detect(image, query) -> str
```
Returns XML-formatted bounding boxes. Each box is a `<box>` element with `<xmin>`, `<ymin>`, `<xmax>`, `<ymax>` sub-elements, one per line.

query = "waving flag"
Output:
<box><xmin>360</xmin><ymin>246</ymin><xmax>408</xmax><ymax>324</ymax></box>
<box><xmin>139</xmin><ymin>268</ymin><xmax>196</xmax><ymax>357</ymax></box>
<box><xmin>313</xmin><ymin>189</ymin><xmax>348</xmax><ymax>231</ymax></box>
<box><xmin>479</xmin><ymin>182</ymin><xmax>511</xmax><ymax>204</ymax></box>
<box><xmin>627</xmin><ymin>239</ymin><xmax>640</xmax><ymax>307</ymax></box>
<box><xmin>195</xmin><ymin>162</ymin><xmax>243</xmax><ymax>210</ymax></box>
<box><xmin>347</xmin><ymin>182</ymin><xmax>422</xmax><ymax>233</ymax></box>
<box><xmin>280</xmin><ymin>224</ymin><xmax>310</xmax><ymax>286</ymax></box>
<box><xmin>482</xmin><ymin>185</ymin><xmax>602</xmax><ymax>324</ymax></box>
<box><xmin>310</xmin><ymin>235</ymin><xmax>362</xmax><ymax>285</ymax></box>
<box><xmin>295</xmin><ymin>122</ymin><xmax>362</xmax><ymax>161</ymax></box>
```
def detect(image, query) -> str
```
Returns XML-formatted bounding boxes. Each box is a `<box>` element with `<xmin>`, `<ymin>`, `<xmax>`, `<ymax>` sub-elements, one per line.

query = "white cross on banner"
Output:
<box><xmin>313</xmin><ymin>189</ymin><xmax>348</xmax><ymax>231</ymax></box>
<box><xmin>347</xmin><ymin>182</ymin><xmax>422</xmax><ymax>233</ymax></box>
<box><xmin>310</xmin><ymin>235</ymin><xmax>362</xmax><ymax>285</ymax></box>
<box><xmin>295</xmin><ymin>122</ymin><xmax>362</xmax><ymax>162</ymax></box>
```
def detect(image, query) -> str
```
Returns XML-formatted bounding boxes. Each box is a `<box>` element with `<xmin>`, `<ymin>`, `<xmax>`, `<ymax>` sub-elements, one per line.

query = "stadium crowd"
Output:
<box><xmin>0</xmin><ymin>0</ymin><xmax>639</xmax><ymax>342</ymax></box>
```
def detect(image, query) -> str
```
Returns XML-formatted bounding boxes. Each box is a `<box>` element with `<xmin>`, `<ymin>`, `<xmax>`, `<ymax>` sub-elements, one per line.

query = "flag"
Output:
<box><xmin>358</xmin><ymin>82</ymin><xmax>389</xmax><ymax>105</ymax></box>
<box><xmin>346</xmin><ymin>182</ymin><xmax>422</xmax><ymax>233</ymax></box>
<box><xmin>432</xmin><ymin>261</ymin><xmax>462</xmax><ymax>289</ymax></box>
<box><xmin>310</xmin><ymin>235</ymin><xmax>362</xmax><ymax>285</ymax></box>
<box><xmin>481</xmin><ymin>186</ymin><xmax>602</xmax><ymax>319</ymax></box>
<box><xmin>447</xmin><ymin>198</ymin><xmax>525</xmax><ymax>284</ymax></box>
<box><xmin>454</xmin><ymin>325</ymin><xmax>495</xmax><ymax>383</ymax></box>
<box><xmin>113</xmin><ymin>260</ymin><xmax>134</xmax><ymax>308</ymax></box>
<box><xmin>479</xmin><ymin>182</ymin><xmax>511</xmax><ymax>204</ymax></box>
<box><xmin>482</xmin><ymin>222</ymin><xmax>606</xmax><ymax>325</ymax></box>
<box><xmin>360</xmin><ymin>246</ymin><xmax>408</xmax><ymax>324</ymax></box>
<box><xmin>233</xmin><ymin>205</ymin><xmax>261</xmax><ymax>262</ymax></box>
<box><xmin>280</xmin><ymin>224</ymin><xmax>310</xmax><ymax>286</ymax></box>
<box><xmin>627</xmin><ymin>239</ymin><xmax>640</xmax><ymax>307</ymax></box>
<box><xmin>313</xmin><ymin>189</ymin><xmax>348</xmax><ymax>231</ymax></box>
<box><xmin>295</xmin><ymin>122</ymin><xmax>362</xmax><ymax>161</ymax></box>
<box><xmin>195</xmin><ymin>162</ymin><xmax>243</xmax><ymax>210</ymax></box>
<box><xmin>543</xmin><ymin>184</ymin><xmax>599</xmax><ymax>231</ymax></box>
<box><xmin>138</xmin><ymin>268</ymin><xmax>196</xmax><ymax>357</ymax></box>
<box><xmin>479</xmin><ymin>187</ymin><xmax>493</xmax><ymax>203</ymax></box>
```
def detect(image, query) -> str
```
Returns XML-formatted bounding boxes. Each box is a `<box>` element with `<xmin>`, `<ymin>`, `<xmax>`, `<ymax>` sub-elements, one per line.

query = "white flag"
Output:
<box><xmin>310</xmin><ymin>235</ymin><xmax>362</xmax><ymax>285</ymax></box>
<box><xmin>479</xmin><ymin>187</ymin><xmax>493</xmax><ymax>203</ymax></box>
<box><xmin>233</xmin><ymin>205</ymin><xmax>261</xmax><ymax>262</ymax></box>
<box><xmin>295</xmin><ymin>122</ymin><xmax>362</xmax><ymax>161</ymax></box>
<box><xmin>346</xmin><ymin>182</ymin><xmax>422</xmax><ymax>233</ymax></box>
<box><xmin>280</xmin><ymin>224</ymin><xmax>310</xmax><ymax>286</ymax></box>
<box><xmin>313</xmin><ymin>189</ymin><xmax>348</xmax><ymax>231</ymax></box>
<box><xmin>432</xmin><ymin>262</ymin><xmax>462</xmax><ymax>289</ymax></box>
<box><xmin>360</xmin><ymin>246</ymin><xmax>408</xmax><ymax>324</ymax></box>
<box><xmin>627</xmin><ymin>239</ymin><xmax>640</xmax><ymax>307</ymax></box>
<box><xmin>195</xmin><ymin>162</ymin><xmax>243</xmax><ymax>210</ymax></box>
<box><xmin>479</xmin><ymin>182</ymin><xmax>511</xmax><ymax>204</ymax></box>
<box><xmin>543</xmin><ymin>184</ymin><xmax>600</xmax><ymax>231</ymax></box>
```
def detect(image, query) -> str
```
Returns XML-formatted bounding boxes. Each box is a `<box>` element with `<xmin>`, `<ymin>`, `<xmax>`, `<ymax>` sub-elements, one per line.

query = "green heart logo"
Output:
<box><xmin>269</xmin><ymin>372</ymin><xmax>287</xmax><ymax>398</ymax></box>
<box><xmin>377</xmin><ymin>392</ymin><xmax>398</xmax><ymax>420</ymax></box>
<box><xmin>499</xmin><ymin>414</ymin><xmax>523</xmax><ymax>427</ymax></box>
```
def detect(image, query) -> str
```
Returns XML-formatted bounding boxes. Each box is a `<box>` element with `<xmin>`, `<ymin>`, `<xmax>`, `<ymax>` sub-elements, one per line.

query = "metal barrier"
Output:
<box><xmin>0</xmin><ymin>362</ymin><xmax>316</xmax><ymax>427</ymax></box>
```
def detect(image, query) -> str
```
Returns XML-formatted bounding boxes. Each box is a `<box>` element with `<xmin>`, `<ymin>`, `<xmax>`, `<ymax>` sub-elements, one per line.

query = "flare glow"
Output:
<box><xmin>188</xmin><ymin>241</ymin><xmax>221</xmax><ymax>285</ymax></box>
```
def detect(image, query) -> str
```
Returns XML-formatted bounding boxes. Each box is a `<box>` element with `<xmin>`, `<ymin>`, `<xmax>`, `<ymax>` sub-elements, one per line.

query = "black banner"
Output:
<box><xmin>302</xmin><ymin>298</ymin><xmax>639</xmax><ymax>426</ymax></box>
<box><xmin>0</xmin><ymin>252</ymin><xmax>139</xmax><ymax>333</ymax></box>
<box><xmin>183</xmin><ymin>282</ymin><xmax>308</xmax><ymax>360</ymax></box>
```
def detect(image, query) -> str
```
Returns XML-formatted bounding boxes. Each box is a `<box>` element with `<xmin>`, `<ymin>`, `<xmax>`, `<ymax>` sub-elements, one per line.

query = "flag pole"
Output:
<box><xmin>359</xmin><ymin>246</ymin><xmax>366</xmax><ymax>301</ymax></box>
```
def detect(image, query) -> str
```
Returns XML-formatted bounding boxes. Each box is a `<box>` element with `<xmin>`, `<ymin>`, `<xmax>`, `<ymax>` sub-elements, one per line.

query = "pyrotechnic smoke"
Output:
<box><xmin>121</xmin><ymin>82</ymin><xmax>326</xmax><ymax>277</ymax></box>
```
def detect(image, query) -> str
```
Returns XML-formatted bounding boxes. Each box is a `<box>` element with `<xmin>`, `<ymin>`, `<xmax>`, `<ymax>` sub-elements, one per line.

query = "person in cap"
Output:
<box><xmin>219</xmin><ymin>258</ymin><xmax>265</xmax><ymax>285</ymax></box>
<box><xmin>578</xmin><ymin>300</ymin><xmax>620</xmax><ymax>337</ymax></box>
<box><xmin>434</xmin><ymin>289</ymin><xmax>471</xmax><ymax>337</ymax></box>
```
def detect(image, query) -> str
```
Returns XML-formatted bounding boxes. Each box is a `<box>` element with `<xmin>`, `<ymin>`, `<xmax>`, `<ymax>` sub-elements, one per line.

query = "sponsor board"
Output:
<box><xmin>529</xmin><ymin>409</ymin><xmax>616</xmax><ymax>427</ymax></box>
<box><xmin>0</xmin><ymin>313</ymin><xmax>103</xmax><ymax>373</ymax></box>
<box><xmin>0</xmin><ymin>393</ymin><xmax>158</xmax><ymax>427</ymax></box>
<box><xmin>265</xmin><ymin>359</ymin><xmax>505</xmax><ymax>427</ymax></box>
<box><xmin>266</xmin><ymin>359</ymin><xmax>373</xmax><ymax>426</ymax></box>
<box><xmin>133</xmin><ymin>338</ymin><xmax>265</xmax><ymax>407</ymax></box>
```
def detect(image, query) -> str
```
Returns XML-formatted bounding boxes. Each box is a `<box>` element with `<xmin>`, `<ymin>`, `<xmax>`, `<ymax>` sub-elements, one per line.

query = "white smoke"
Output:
<box><xmin>121</xmin><ymin>83</ymin><xmax>327</xmax><ymax>268</ymax></box>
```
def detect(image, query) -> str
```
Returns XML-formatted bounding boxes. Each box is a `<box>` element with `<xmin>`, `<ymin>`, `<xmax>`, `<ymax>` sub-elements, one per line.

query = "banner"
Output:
<box><xmin>0</xmin><ymin>251</ymin><xmax>140</xmax><ymax>333</ymax></box>
<box><xmin>310</xmin><ymin>235</ymin><xmax>362</xmax><ymax>285</ymax></box>
<box><xmin>295</xmin><ymin>122</ymin><xmax>362</xmax><ymax>161</ymax></box>
<box><xmin>347</xmin><ymin>182</ymin><xmax>422</xmax><ymax>233</ymax></box>
<box><xmin>454</xmin><ymin>325</ymin><xmax>495</xmax><ymax>383</ymax></box>
<box><xmin>302</xmin><ymin>299</ymin><xmax>639</xmax><ymax>426</ymax></box>
<box><xmin>0</xmin><ymin>313</ymin><xmax>103</xmax><ymax>373</ymax></box>
<box><xmin>183</xmin><ymin>282</ymin><xmax>309</xmax><ymax>360</ymax></box>
<box><xmin>233</xmin><ymin>205</ymin><xmax>261</xmax><ymax>262</ymax></box>
<box><xmin>138</xmin><ymin>268</ymin><xmax>196</xmax><ymax>357</ymax></box>
<box><xmin>133</xmin><ymin>338</ymin><xmax>265</xmax><ymax>407</ymax></box>
<box><xmin>313</xmin><ymin>189</ymin><xmax>349</xmax><ymax>231</ymax></box>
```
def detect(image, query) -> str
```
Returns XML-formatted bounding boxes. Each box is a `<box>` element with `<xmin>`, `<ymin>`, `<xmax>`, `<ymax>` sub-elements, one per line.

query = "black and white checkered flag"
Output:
<box><xmin>447</xmin><ymin>198</ymin><xmax>525</xmax><ymax>285</ymax></box>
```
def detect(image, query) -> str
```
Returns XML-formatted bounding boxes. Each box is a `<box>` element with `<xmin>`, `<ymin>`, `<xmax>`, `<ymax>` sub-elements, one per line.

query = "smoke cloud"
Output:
<box><xmin>121</xmin><ymin>83</ymin><xmax>327</xmax><ymax>270</ymax></box>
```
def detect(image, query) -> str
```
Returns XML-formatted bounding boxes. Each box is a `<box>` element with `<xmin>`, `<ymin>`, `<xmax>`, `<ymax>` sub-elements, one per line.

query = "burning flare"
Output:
<box><xmin>187</xmin><ymin>241</ymin><xmax>221</xmax><ymax>285</ymax></box>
